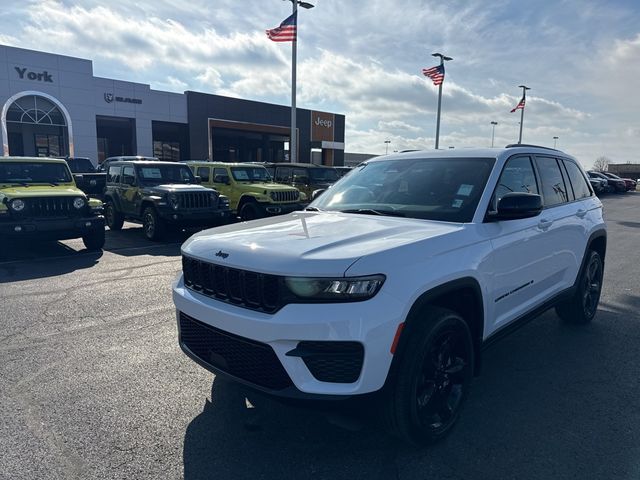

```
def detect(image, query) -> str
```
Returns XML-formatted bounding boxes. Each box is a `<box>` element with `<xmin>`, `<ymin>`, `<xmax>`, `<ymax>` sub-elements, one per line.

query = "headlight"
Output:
<box><xmin>169</xmin><ymin>194</ymin><xmax>179</xmax><ymax>210</ymax></box>
<box><xmin>73</xmin><ymin>197</ymin><xmax>86</xmax><ymax>209</ymax></box>
<box><xmin>10</xmin><ymin>199</ymin><xmax>25</xmax><ymax>212</ymax></box>
<box><xmin>218</xmin><ymin>195</ymin><xmax>230</xmax><ymax>208</ymax></box>
<box><xmin>284</xmin><ymin>275</ymin><xmax>385</xmax><ymax>301</ymax></box>
<box><xmin>270</xmin><ymin>192</ymin><xmax>277</xmax><ymax>200</ymax></box>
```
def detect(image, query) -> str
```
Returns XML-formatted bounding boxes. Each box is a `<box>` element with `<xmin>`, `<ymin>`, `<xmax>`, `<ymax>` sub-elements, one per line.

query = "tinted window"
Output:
<box><xmin>136</xmin><ymin>165</ymin><xmax>194</xmax><ymax>185</ymax></box>
<box><xmin>292</xmin><ymin>168</ymin><xmax>309</xmax><ymax>183</ymax></box>
<box><xmin>0</xmin><ymin>162</ymin><xmax>72</xmax><ymax>184</ymax></box>
<box><xmin>563</xmin><ymin>160</ymin><xmax>592</xmax><ymax>199</ymax></box>
<box><xmin>213</xmin><ymin>168</ymin><xmax>228</xmax><ymax>183</ymax></box>
<box><xmin>492</xmin><ymin>156</ymin><xmax>538</xmax><ymax>209</ymax></box>
<box><xmin>107</xmin><ymin>166</ymin><xmax>121</xmax><ymax>183</ymax></box>
<box><xmin>309</xmin><ymin>168</ymin><xmax>339</xmax><ymax>183</ymax></box>
<box><xmin>197</xmin><ymin>167</ymin><xmax>210</xmax><ymax>182</ymax></box>
<box><xmin>275</xmin><ymin>167</ymin><xmax>291</xmax><ymax>182</ymax></box>
<box><xmin>66</xmin><ymin>158</ymin><xmax>95</xmax><ymax>173</ymax></box>
<box><xmin>536</xmin><ymin>157</ymin><xmax>569</xmax><ymax>206</ymax></box>
<box><xmin>310</xmin><ymin>157</ymin><xmax>495</xmax><ymax>223</ymax></box>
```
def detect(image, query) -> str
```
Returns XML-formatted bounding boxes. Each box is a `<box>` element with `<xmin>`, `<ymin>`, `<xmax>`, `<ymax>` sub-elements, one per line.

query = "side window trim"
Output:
<box><xmin>557</xmin><ymin>158</ymin><xmax>575</xmax><ymax>202</ymax></box>
<box><xmin>486</xmin><ymin>154</ymin><xmax>540</xmax><ymax>217</ymax></box>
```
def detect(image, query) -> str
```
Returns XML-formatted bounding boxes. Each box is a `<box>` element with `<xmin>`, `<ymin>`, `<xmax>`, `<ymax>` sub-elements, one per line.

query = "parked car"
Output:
<box><xmin>186</xmin><ymin>161</ymin><xmax>306</xmax><ymax>221</ymax></box>
<box><xmin>173</xmin><ymin>145</ymin><xmax>606</xmax><ymax>445</ymax></box>
<box><xmin>589</xmin><ymin>171</ymin><xmax>625</xmax><ymax>193</ymax></box>
<box><xmin>588</xmin><ymin>177</ymin><xmax>606</xmax><ymax>195</ymax></box>
<box><xmin>97</xmin><ymin>155</ymin><xmax>160</xmax><ymax>173</ymax></box>
<box><xmin>0</xmin><ymin>156</ymin><xmax>105</xmax><ymax>250</ymax></box>
<box><xmin>262</xmin><ymin>162</ymin><xmax>340</xmax><ymax>199</ymax></box>
<box><xmin>64</xmin><ymin>157</ymin><xmax>106</xmax><ymax>198</ymax></box>
<box><xmin>335</xmin><ymin>166</ymin><xmax>354</xmax><ymax>178</ymax></box>
<box><xmin>601</xmin><ymin>172</ymin><xmax>637</xmax><ymax>191</ymax></box>
<box><xmin>586</xmin><ymin>171</ymin><xmax>609</xmax><ymax>193</ymax></box>
<box><xmin>103</xmin><ymin>160</ymin><xmax>232</xmax><ymax>240</ymax></box>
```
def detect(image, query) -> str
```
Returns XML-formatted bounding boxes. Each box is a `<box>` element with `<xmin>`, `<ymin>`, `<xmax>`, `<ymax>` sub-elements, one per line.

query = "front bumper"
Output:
<box><xmin>0</xmin><ymin>215</ymin><xmax>104</xmax><ymax>240</ymax></box>
<box><xmin>257</xmin><ymin>202</ymin><xmax>305</xmax><ymax>217</ymax></box>
<box><xmin>158</xmin><ymin>208</ymin><xmax>233</xmax><ymax>226</ymax></box>
<box><xmin>172</xmin><ymin>274</ymin><xmax>404</xmax><ymax>398</ymax></box>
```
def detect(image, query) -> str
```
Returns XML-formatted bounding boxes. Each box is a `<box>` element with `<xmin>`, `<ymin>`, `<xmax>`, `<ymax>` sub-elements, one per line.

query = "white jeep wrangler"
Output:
<box><xmin>173</xmin><ymin>145</ymin><xmax>606</xmax><ymax>444</ymax></box>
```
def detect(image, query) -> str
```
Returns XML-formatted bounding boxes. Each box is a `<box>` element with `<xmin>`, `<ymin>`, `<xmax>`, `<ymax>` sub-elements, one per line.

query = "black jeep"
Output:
<box><xmin>103</xmin><ymin>161</ymin><xmax>232</xmax><ymax>240</ymax></box>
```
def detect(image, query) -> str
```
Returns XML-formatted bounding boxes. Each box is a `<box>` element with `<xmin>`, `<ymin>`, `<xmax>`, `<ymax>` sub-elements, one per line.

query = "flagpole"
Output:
<box><xmin>430</xmin><ymin>52</ymin><xmax>452</xmax><ymax>150</ymax></box>
<box><xmin>290</xmin><ymin>0</ymin><xmax>297</xmax><ymax>163</ymax></box>
<box><xmin>517</xmin><ymin>84</ymin><xmax>530</xmax><ymax>144</ymax></box>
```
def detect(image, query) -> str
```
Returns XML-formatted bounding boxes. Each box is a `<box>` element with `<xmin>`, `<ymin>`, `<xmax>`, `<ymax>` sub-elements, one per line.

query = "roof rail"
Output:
<box><xmin>505</xmin><ymin>143</ymin><xmax>559</xmax><ymax>151</ymax></box>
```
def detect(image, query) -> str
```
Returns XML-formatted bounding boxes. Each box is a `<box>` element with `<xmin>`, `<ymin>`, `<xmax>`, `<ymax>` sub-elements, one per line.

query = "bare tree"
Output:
<box><xmin>593</xmin><ymin>156</ymin><xmax>610</xmax><ymax>172</ymax></box>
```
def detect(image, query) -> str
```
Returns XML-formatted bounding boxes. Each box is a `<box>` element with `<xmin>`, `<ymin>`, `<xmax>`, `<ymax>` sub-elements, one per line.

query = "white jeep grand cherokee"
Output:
<box><xmin>173</xmin><ymin>145</ymin><xmax>606</xmax><ymax>444</ymax></box>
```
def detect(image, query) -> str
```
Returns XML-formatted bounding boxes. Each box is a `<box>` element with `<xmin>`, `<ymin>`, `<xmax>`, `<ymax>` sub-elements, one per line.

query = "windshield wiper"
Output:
<box><xmin>338</xmin><ymin>208</ymin><xmax>406</xmax><ymax>217</ymax></box>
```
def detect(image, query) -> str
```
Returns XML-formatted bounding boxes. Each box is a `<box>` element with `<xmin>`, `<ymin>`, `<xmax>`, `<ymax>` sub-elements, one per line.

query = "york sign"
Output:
<box><xmin>15</xmin><ymin>67</ymin><xmax>53</xmax><ymax>83</ymax></box>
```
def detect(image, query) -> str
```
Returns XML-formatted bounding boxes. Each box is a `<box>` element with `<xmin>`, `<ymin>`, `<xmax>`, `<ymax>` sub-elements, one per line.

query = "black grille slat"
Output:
<box><xmin>271</xmin><ymin>190</ymin><xmax>299</xmax><ymax>203</ymax></box>
<box><xmin>179</xmin><ymin>312</ymin><xmax>293</xmax><ymax>390</ymax></box>
<box><xmin>177</xmin><ymin>192</ymin><xmax>212</xmax><ymax>210</ymax></box>
<box><xmin>183</xmin><ymin>255</ymin><xmax>282</xmax><ymax>313</ymax></box>
<box><xmin>20</xmin><ymin>197</ymin><xmax>80</xmax><ymax>218</ymax></box>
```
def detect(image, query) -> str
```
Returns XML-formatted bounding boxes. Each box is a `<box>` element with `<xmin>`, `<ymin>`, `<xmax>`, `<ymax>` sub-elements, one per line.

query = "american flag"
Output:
<box><xmin>510</xmin><ymin>96</ymin><xmax>526</xmax><ymax>113</ymax></box>
<box><xmin>422</xmin><ymin>64</ymin><xmax>445</xmax><ymax>86</ymax></box>
<box><xmin>266</xmin><ymin>12</ymin><xmax>297</xmax><ymax>42</ymax></box>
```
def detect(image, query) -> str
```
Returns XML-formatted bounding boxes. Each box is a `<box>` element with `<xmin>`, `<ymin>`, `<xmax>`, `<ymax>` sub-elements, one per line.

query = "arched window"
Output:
<box><xmin>6</xmin><ymin>95</ymin><xmax>67</xmax><ymax>126</ymax></box>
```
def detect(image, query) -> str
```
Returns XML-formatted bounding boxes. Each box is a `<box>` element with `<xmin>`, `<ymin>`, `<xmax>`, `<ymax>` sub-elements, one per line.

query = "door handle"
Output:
<box><xmin>576</xmin><ymin>209</ymin><xmax>587</xmax><ymax>218</ymax></box>
<box><xmin>538</xmin><ymin>219</ymin><xmax>553</xmax><ymax>230</ymax></box>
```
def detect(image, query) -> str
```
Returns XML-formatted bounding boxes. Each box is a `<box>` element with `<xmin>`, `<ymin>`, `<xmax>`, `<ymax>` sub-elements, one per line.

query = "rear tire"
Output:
<box><xmin>105</xmin><ymin>203</ymin><xmax>124</xmax><ymax>231</ymax></box>
<box><xmin>382</xmin><ymin>307</ymin><xmax>474</xmax><ymax>445</ymax></box>
<box><xmin>82</xmin><ymin>228</ymin><xmax>105</xmax><ymax>251</ymax></box>
<box><xmin>142</xmin><ymin>206</ymin><xmax>165</xmax><ymax>241</ymax></box>
<box><xmin>239</xmin><ymin>202</ymin><xmax>260</xmax><ymax>222</ymax></box>
<box><xmin>555</xmin><ymin>250</ymin><xmax>603</xmax><ymax>324</ymax></box>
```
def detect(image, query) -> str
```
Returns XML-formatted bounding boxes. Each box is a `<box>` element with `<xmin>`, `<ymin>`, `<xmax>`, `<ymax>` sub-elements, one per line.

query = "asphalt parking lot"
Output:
<box><xmin>1</xmin><ymin>194</ymin><xmax>640</xmax><ymax>480</ymax></box>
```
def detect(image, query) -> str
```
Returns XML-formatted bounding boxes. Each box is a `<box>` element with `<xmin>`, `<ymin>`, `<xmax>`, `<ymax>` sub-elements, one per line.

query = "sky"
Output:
<box><xmin>1</xmin><ymin>0</ymin><xmax>639</xmax><ymax>168</ymax></box>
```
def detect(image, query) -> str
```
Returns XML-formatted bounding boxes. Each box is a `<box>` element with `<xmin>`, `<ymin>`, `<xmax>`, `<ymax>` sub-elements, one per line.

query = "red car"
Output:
<box><xmin>602</xmin><ymin>172</ymin><xmax>637</xmax><ymax>191</ymax></box>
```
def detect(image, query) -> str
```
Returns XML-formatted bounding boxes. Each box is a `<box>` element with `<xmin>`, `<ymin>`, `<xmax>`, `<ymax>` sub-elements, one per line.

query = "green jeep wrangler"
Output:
<box><xmin>262</xmin><ymin>162</ymin><xmax>340</xmax><ymax>200</ymax></box>
<box><xmin>0</xmin><ymin>156</ymin><xmax>105</xmax><ymax>250</ymax></box>
<box><xmin>187</xmin><ymin>162</ymin><xmax>306</xmax><ymax>221</ymax></box>
<box><xmin>103</xmin><ymin>160</ymin><xmax>232</xmax><ymax>240</ymax></box>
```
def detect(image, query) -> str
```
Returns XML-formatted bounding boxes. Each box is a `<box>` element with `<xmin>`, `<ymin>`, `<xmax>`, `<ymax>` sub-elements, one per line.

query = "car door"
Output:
<box><xmin>120</xmin><ymin>165</ymin><xmax>139</xmax><ymax>216</ymax></box>
<box><xmin>485</xmin><ymin>155</ymin><xmax>560</xmax><ymax>330</ymax></box>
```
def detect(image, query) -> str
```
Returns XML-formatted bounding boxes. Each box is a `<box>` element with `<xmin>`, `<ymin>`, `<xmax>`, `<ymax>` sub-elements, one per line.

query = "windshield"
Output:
<box><xmin>136</xmin><ymin>165</ymin><xmax>195</xmax><ymax>185</ymax></box>
<box><xmin>66</xmin><ymin>158</ymin><xmax>95</xmax><ymax>173</ymax></box>
<box><xmin>309</xmin><ymin>168</ymin><xmax>339</xmax><ymax>183</ymax></box>
<box><xmin>310</xmin><ymin>157</ymin><xmax>495</xmax><ymax>223</ymax></box>
<box><xmin>231</xmin><ymin>166</ymin><xmax>272</xmax><ymax>182</ymax></box>
<box><xmin>0</xmin><ymin>162</ymin><xmax>72</xmax><ymax>185</ymax></box>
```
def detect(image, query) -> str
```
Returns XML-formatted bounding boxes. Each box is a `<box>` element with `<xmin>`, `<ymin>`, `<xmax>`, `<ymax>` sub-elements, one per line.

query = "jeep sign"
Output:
<box><xmin>14</xmin><ymin>67</ymin><xmax>53</xmax><ymax>83</ymax></box>
<box><xmin>311</xmin><ymin>111</ymin><xmax>335</xmax><ymax>142</ymax></box>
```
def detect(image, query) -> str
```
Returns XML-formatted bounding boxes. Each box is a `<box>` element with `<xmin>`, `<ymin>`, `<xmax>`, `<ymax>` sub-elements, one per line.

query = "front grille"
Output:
<box><xmin>182</xmin><ymin>255</ymin><xmax>282</xmax><ymax>313</ymax></box>
<box><xmin>179</xmin><ymin>312</ymin><xmax>293</xmax><ymax>390</ymax></box>
<box><xmin>178</xmin><ymin>192</ymin><xmax>214</xmax><ymax>209</ymax></box>
<box><xmin>271</xmin><ymin>190</ymin><xmax>299</xmax><ymax>203</ymax></box>
<box><xmin>21</xmin><ymin>197</ymin><xmax>82</xmax><ymax>218</ymax></box>
<box><xmin>294</xmin><ymin>341</ymin><xmax>364</xmax><ymax>383</ymax></box>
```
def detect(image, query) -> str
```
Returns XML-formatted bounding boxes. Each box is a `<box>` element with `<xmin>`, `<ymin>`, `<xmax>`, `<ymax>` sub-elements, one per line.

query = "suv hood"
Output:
<box><xmin>182</xmin><ymin>211</ymin><xmax>464</xmax><ymax>277</ymax></box>
<box><xmin>240</xmin><ymin>182</ymin><xmax>298</xmax><ymax>192</ymax></box>
<box><xmin>0</xmin><ymin>184</ymin><xmax>84</xmax><ymax>199</ymax></box>
<box><xmin>143</xmin><ymin>184</ymin><xmax>214</xmax><ymax>194</ymax></box>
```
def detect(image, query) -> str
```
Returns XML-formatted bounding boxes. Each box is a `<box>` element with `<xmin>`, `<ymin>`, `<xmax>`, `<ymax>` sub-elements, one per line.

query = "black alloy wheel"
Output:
<box><xmin>105</xmin><ymin>203</ymin><xmax>123</xmax><ymax>230</ymax></box>
<box><xmin>383</xmin><ymin>307</ymin><xmax>474</xmax><ymax>445</ymax></box>
<box><xmin>556</xmin><ymin>250</ymin><xmax>603</xmax><ymax>324</ymax></box>
<box><xmin>142</xmin><ymin>207</ymin><xmax>164</xmax><ymax>241</ymax></box>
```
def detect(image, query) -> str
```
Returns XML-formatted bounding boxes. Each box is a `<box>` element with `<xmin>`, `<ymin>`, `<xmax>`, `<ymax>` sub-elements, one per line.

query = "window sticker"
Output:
<box><xmin>452</xmin><ymin>199</ymin><xmax>464</xmax><ymax>208</ymax></box>
<box><xmin>141</xmin><ymin>168</ymin><xmax>162</xmax><ymax>179</ymax></box>
<box><xmin>457</xmin><ymin>184</ymin><xmax>474</xmax><ymax>196</ymax></box>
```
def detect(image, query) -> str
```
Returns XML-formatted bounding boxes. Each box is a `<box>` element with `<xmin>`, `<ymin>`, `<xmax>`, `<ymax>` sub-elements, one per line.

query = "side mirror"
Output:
<box><xmin>311</xmin><ymin>189</ymin><xmax>326</xmax><ymax>201</ymax></box>
<box><xmin>194</xmin><ymin>175</ymin><xmax>202</xmax><ymax>184</ymax></box>
<box><xmin>73</xmin><ymin>174</ymin><xmax>84</xmax><ymax>184</ymax></box>
<box><xmin>213</xmin><ymin>174</ymin><xmax>230</xmax><ymax>185</ymax></box>
<box><xmin>493</xmin><ymin>193</ymin><xmax>543</xmax><ymax>220</ymax></box>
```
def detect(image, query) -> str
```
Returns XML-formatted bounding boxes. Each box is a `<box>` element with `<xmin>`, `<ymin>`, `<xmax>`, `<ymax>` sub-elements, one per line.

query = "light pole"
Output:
<box><xmin>517</xmin><ymin>84</ymin><xmax>530</xmax><ymax>144</ymax></box>
<box><xmin>286</xmin><ymin>0</ymin><xmax>314</xmax><ymax>163</ymax></box>
<box><xmin>384</xmin><ymin>140</ymin><xmax>391</xmax><ymax>154</ymax></box>
<box><xmin>553</xmin><ymin>136</ymin><xmax>559</xmax><ymax>148</ymax></box>
<box><xmin>431</xmin><ymin>52</ymin><xmax>452</xmax><ymax>150</ymax></box>
<box><xmin>490</xmin><ymin>121</ymin><xmax>498</xmax><ymax>147</ymax></box>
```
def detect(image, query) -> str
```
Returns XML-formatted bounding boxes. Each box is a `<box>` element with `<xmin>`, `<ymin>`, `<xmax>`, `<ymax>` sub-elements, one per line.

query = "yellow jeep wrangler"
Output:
<box><xmin>187</xmin><ymin>162</ymin><xmax>306</xmax><ymax>221</ymax></box>
<box><xmin>0</xmin><ymin>157</ymin><xmax>105</xmax><ymax>250</ymax></box>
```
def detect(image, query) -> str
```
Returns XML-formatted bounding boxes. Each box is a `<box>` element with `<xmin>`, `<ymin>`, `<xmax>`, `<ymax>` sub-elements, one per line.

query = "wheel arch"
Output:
<box><xmin>389</xmin><ymin>277</ymin><xmax>485</xmax><ymax>381</ymax></box>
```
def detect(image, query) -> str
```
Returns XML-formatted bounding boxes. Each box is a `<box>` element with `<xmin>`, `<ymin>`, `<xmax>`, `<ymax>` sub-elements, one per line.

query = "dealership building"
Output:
<box><xmin>0</xmin><ymin>45</ymin><xmax>345</xmax><ymax>166</ymax></box>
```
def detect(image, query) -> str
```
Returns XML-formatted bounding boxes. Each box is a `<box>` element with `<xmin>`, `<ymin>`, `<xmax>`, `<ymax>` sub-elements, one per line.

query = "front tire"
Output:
<box><xmin>82</xmin><ymin>228</ymin><xmax>105</xmax><ymax>251</ymax></box>
<box><xmin>383</xmin><ymin>307</ymin><xmax>474</xmax><ymax>445</ymax></box>
<box><xmin>105</xmin><ymin>203</ymin><xmax>124</xmax><ymax>231</ymax></box>
<box><xmin>555</xmin><ymin>250</ymin><xmax>603</xmax><ymax>324</ymax></box>
<box><xmin>142</xmin><ymin>206</ymin><xmax>165</xmax><ymax>241</ymax></box>
<box><xmin>239</xmin><ymin>202</ymin><xmax>260</xmax><ymax>222</ymax></box>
